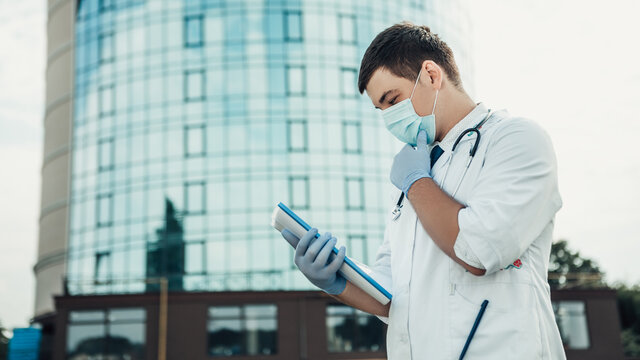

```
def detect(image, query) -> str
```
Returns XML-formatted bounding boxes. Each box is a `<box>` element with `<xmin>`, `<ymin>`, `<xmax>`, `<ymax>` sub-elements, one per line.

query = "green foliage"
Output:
<box><xmin>621</xmin><ymin>328</ymin><xmax>640</xmax><ymax>357</ymax></box>
<box><xmin>616</xmin><ymin>283</ymin><xmax>640</xmax><ymax>358</ymax></box>
<box><xmin>0</xmin><ymin>321</ymin><xmax>9</xmax><ymax>360</ymax></box>
<box><xmin>548</xmin><ymin>239</ymin><xmax>605</xmax><ymax>289</ymax></box>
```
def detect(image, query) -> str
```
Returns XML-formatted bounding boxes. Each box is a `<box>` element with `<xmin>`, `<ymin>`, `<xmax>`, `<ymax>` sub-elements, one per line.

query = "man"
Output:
<box><xmin>282</xmin><ymin>22</ymin><xmax>565</xmax><ymax>359</ymax></box>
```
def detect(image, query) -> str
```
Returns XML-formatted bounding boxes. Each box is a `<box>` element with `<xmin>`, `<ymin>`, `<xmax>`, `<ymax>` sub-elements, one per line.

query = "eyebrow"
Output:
<box><xmin>376</xmin><ymin>89</ymin><xmax>398</xmax><ymax>109</ymax></box>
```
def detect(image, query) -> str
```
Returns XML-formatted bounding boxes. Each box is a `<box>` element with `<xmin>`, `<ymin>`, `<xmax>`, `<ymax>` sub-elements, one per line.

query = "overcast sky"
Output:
<box><xmin>0</xmin><ymin>0</ymin><xmax>638</xmax><ymax>330</ymax></box>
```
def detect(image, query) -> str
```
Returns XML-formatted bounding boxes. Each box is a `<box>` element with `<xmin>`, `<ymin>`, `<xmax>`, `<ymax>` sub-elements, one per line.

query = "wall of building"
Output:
<box><xmin>53</xmin><ymin>290</ymin><xmax>387</xmax><ymax>360</ymax></box>
<box><xmin>63</xmin><ymin>0</ymin><xmax>474</xmax><ymax>296</ymax></box>
<box><xmin>35</xmin><ymin>0</ymin><xmax>76</xmax><ymax>317</ymax></box>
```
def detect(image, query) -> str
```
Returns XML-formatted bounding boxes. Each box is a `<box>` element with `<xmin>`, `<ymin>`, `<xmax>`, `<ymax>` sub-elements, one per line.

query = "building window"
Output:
<box><xmin>284</xmin><ymin>10</ymin><xmax>302</xmax><ymax>42</ymax></box>
<box><xmin>289</xmin><ymin>176</ymin><xmax>309</xmax><ymax>210</ymax></box>
<box><xmin>99</xmin><ymin>0</ymin><xmax>114</xmax><ymax>12</ymax></box>
<box><xmin>186</xmin><ymin>241</ymin><xmax>206</xmax><ymax>274</ymax></box>
<box><xmin>99</xmin><ymin>32</ymin><xmax>114</xmax><ymax>63</ymax></box>
<box><xmin>345</xmin><ymin>177</ymin><xmax>364</xmax><ymax>210</ymax></box>
<box><xmin>98</xmin><ymin>138</ymin><xmax>114</xmax><ymax>171</ymax></box>
<box><xmin>184</xmin><ymin>124</ymin><xmax>206</xmax><ymax>157</ymax></box>
<box><xmin>553</xmin><ymin>301</ymin><xmax>590</xmax><ymax>349</ymax></box>
<box><xmin>184</xmin><ymin>70</ymin><xmax>205</xmax><ymax>102</ymax></box>
<box><xmin>347</xmin><ymin>234</ymin><xmax>367</xmax><ymax>262</ymax></box>
<box><xmin>287</xmin><ymin>119</ymin><xmax>307</xmax><ymax>152</ymax></box>
<box><xmin>94</xmin><ymin>250</ymin><xmax>110</xmax><ymax>282</ymax></box>
<box><xmin>185</xmin><ymin>181</ymin><xmax>205</xmax><ymax>214</ymax></box>
<box><xmin>184</xmin><ymin>14</ymin><xmax>204</xmax><ymax>47</ymax></box>
<box><xmin>341</xmin><ymin>68</ymin><xmax>358</xmax><ymax>97</ymax></box>
<box><xmin>286</xmin><ymin>65</ymin><xmax>305</xmax><ymax>96</ymax></box>
<box><xmin>207</xmin><ymin>304</ymin><xmax>278</xmax><ymax>356</ymax></box>
<box><xmin>97</xmin><ymin>193</ymin><xmax>113</xmax><ymax>227</ymax></box>
<box><xmin>338</xmin><ymin>14</ymin><xmax>356</xmax><ymax>44</ymax></box>
<box><xmin>411</xmin><ymin>0</ymin><xmax>425</xmax><ymax>9</ymax></box>
<box><xmin>67</xmin><ymin>308</ymin><xmax>146</xmax><ymax>360</ymax></box>
<box><xmin>342</xmin><ymin>121</ymin><xmax>361</xmax><ymax>154</ymax></box>
<box><xmin>99</xmin><ymin>85</ymin><xmax>115</xmax><ymax>116</ymax></box>
<box><xmin>326</xmin><ymin>304</ymin><xmax>386</xmax><ymax>353</ymax></box>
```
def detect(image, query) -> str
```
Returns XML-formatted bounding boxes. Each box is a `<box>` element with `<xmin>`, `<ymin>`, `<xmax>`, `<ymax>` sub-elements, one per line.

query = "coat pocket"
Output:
<box><xmin>448</xmin><ymin>282</ymin><xmax>542</xmax><ymax>359</ymax></box>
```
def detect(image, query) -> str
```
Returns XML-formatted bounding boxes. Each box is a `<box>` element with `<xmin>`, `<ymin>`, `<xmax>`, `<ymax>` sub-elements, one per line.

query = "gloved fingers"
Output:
<box><xmin>281</xmin><ymin>229</ymin><xmax>300</xmax><ymax>248</ymax></box>
<box><xmin>305</xmin><ymin>231</ymin><xmax>331</xmax><ymax>263</ymax></box>
<box><xmin>417</xmin><ymin>130</ymin><xmax>428</xmax><ymax>151</ymax></box>
<box><xmin>398</xmin><ymin>143</ymin><xmax>413</xmax><ymax>154</ymax></box>
<box><xmin>315</xmin><ymin>236</ymin><xmax>337</xmax><ymax>267</ymax></box>
<box><xmin>326</xmin><ymin>245</ymin><xmax>346</xmax><ymax>274</ymax></box>
<box><xmin>295</xmin><ymin>228</ymin><xmax>318</xmax><ymax>260</ymax></box>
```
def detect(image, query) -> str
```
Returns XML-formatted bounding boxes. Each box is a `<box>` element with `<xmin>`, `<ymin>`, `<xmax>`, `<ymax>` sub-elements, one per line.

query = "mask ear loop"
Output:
<box><xmin>431</xmin><ymin>89</ymin><xmax>439</xmax><ymax>115</ymax></box>
<box><xmin>410</xmin><ymin>67</ymin><xmax>423</xmax><ymax>99</ymax></box>
<box><xmin>410</xmin><ymin>66</ymin><xmax>439</xmax><ymax>116</ymax></box>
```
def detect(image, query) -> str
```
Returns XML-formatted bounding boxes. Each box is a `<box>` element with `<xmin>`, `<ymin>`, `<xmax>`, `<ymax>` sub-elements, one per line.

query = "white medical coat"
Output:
<box><xmin>370</xmin><ymin>103</ymin><xmax>566</xmax><ymax>359</ymax></box>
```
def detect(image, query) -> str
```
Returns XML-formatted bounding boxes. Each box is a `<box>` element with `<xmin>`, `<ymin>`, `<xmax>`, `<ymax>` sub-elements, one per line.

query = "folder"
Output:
<box><xmin>271</xmin><ymin>202</ymin><xmax>392</xmax><ymax>305</ymax></box>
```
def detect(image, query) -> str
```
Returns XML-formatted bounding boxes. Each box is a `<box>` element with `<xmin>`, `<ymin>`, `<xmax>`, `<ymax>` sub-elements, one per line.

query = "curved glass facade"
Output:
<box><xmin>67</xmin><ymin>0</ymin><xmax>473</xmax><ymax>295</ymax></box>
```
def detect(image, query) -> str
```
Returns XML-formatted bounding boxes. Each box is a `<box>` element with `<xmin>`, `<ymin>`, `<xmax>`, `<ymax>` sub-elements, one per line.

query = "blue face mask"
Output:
<box><xmin>380</xmin><ymin>67</ymin><xmax>439</xmax><ymax>146</ymax></box>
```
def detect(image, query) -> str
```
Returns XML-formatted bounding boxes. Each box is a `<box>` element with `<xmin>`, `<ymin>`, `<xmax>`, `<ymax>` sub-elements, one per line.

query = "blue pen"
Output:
<box><xmin>459</xmin><ymin>299</ymin><xmax>489</xmax><ymax>360</ymax></box>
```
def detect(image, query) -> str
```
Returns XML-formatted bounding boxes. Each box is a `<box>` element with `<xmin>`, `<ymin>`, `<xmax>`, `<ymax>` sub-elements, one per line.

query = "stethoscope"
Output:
<box><xmin>389</xmin><ymin>110</ymin><xmax>495</xmax><ymax>358</ymax></box>
<box><xmin>391</xmin><ymin>109</ymin><xmax>494</xmax><ymax>221</ymax></box>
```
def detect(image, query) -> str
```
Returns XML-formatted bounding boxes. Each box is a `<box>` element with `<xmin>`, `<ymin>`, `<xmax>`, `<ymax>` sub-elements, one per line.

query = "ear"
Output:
<box><xmin>420</xmin><ymin>60</ymin><xmax>443</xmax><ymax>90</ymax></box>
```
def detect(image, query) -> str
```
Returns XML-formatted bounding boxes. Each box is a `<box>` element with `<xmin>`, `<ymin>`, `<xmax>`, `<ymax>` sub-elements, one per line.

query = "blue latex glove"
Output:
<box><xmin>281</xmin><ymin>228</ymin><xmax>347</xmax><ymax>295</ymax></box>
<box><xmin>390</xmin><ymin>129</ymin><xmax>432</xmax><ymax>195</ymax></box>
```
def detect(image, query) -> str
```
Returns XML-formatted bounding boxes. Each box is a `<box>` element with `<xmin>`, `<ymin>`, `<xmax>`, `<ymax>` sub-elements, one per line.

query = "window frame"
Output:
<box><xmin>184</xmin><ymin>124</ymin><xmax>206</xmax><ymax>158</ymax></box>
<box><xmin>340</xmin><ymin>67</ymin><xmax>358</xmax><ymax>98</ymax></box>
<box><xmin>338</xmin><ymin>14</ymin><xmax>356</xmax><ymax>45</ymax></box>
<box><xmin>207</xmin><ymin>304</ymin><xmax>279</xmax><ymax>357</ymax></box>
<box><xmin>283</xmin><ymin>10</ymin><xmax>303</xmax><ymax>42</ymax></box>
<box><xmin>184</xmin><ymin>14</ymin><xmax>204</xmax><ymax>48</ymax></box>
<box><xmin>184</xmin><ymin>181</ymin><xmax>206</xmax><ymax>215</ymax></box>
<box><xmin>96</xmin><ymin>192</ymin><xmax>114</xmax><ymax>227</ymax></box>
<box><xmin>288</xmin><ymin>175</ymin><xmax>309</xmax><ymax>210</ymax></box>
<box><xmin>99</xmin><ymin>32</ymin><xmax>115</xmax><ymax>64</ymax></box>
<box><xmin>67</xmin><ymin>308</ymin><xmax>147</xmax><ymax>358</ymax></box>
<box><xmin>325</xmin><ymin>303</ymin><xmax>387</xmax><ymax>353</ymax></box>
<box><xmin>184</xmin><ymin>69</ymin><xmax>206</xmax><ymax>102</ymax></box>
<box><xmin>98</xmin><ymin>137</ymin><xmax>115</xmax><ymax>172</ymax></box>
<box><xmin>287</xmin><ymin>119</ymin><xmax>308</xmax><ymax>152</ymax></box>
<box><xmin>344</xmin><ymin>176</ymin><xmax>364</xmax><ymax>210</ymax></box>
<box><xmin>99</xmin><ymin>84</ymin><xmax>115</xmax><ymax>117</ymax></box>
<box><xmin>285</xmin><ymin>65</ymin><xmax>306</xmax><ymax>96</ymax></box>
<box><xmin>342</xmin><ymin>121</ymin><xmax>362</xmax><ymax>154</ymax></box>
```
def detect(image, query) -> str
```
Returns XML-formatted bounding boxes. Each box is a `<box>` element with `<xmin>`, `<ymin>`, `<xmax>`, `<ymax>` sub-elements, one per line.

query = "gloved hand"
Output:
<box><xmin>281</xmin><ymin>228</ymin><xmax>347</xmax><ymax>295</ymax></box>
<box><xmin>390</xmin><ymin>129</ymin><xmax>432</xmax><ymax>196</ymax></box>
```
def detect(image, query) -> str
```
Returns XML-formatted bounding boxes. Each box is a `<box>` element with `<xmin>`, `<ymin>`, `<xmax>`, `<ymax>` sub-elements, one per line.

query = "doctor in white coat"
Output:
<box><xmin>282</xmin><ymin>22</ymin><xmax>566</xmax><ymax>359</ymax></box>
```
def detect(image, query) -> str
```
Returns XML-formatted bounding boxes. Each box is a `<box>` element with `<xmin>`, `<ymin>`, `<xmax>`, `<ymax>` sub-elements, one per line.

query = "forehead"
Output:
<box><xmin>365</xmin><ymin>67</ymin><xmax>414</xmax><ymax>104</ymax></box>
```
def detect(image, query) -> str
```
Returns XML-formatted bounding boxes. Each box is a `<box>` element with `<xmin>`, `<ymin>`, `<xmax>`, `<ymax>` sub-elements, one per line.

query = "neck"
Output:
<box><xmin>434</xmin><ymin>89</ymin><xmax>476</xmax><ymax>143</ymax></box>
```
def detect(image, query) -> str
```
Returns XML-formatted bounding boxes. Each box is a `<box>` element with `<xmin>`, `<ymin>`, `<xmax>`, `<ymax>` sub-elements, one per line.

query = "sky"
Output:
<box><xmin>0</xmin><ymin>0</ymin><xmax>638</xmax><ymax>330</ymax></box>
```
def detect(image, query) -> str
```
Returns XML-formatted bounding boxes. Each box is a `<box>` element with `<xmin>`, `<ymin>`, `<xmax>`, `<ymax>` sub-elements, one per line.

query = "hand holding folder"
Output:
<box><xmin>282</xmin><ymin>228</ymin><xmax>347</xmax><ymax>295</ymax></box>
<box><xmin>271</xmin><ymin>203</ymin><xmax>392</xmax><ymax>305</ymax></box>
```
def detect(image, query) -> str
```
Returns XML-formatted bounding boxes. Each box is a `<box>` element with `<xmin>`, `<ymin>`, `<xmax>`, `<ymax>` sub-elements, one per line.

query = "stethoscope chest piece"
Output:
<box><xmin>389</xmin><ymin>109</ymin><xmax>494</xmax><ymax>222</ymax></box>
<box><xmin>391</xmin><ymin>204</ymin><xmax>403</xmax><ymax>221</ymax></box>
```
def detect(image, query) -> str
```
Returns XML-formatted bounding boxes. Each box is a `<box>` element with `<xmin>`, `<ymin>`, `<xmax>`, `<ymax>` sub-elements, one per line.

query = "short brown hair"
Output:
<box><xmin>357</xmin><ymin>22</ymin><xmax>462</xmax><ymax>94</ymax></box>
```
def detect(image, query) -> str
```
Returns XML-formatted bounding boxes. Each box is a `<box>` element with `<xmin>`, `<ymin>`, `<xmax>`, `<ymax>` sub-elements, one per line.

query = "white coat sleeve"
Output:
<box><xmin>369</xmin><ymin>218</ymin><xmax>393</xmax><ymax>324</ymax></box>
<box><xmin>455</xmin><ymin>118</ymin><xmax>562</xmax><ymax>275</ymax></box>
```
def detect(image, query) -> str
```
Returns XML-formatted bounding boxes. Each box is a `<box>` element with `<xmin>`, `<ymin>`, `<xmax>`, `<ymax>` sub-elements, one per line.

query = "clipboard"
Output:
<box><xmin>271</xmin><ymin>202</ymin><xmax>392</xmax><ymax>305</ymax></box>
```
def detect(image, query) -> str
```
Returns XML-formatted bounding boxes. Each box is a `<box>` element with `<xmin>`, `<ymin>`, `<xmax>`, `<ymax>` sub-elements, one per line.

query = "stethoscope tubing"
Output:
<box><xmin>391</xmin><ymin>109</ymin><xmax>493</xmax><ymax>221</ymax></box>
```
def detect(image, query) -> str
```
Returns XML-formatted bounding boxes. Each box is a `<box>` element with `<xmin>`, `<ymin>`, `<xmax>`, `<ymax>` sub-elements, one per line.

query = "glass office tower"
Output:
<box><xmin>64</xmin><ymin>0</ymin><xmax>474</xmax><ymax>295</ymax></box>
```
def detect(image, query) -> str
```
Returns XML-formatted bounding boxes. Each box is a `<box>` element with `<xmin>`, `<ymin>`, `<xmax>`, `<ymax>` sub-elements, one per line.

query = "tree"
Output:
<box><xmin>616</xmin><ymin>284</ymin><xmax>640</xmax><ymax>357</ymax></box>
<box><xmin>548</xmin><ymin>239</ymin><xmax>605</xmax><ymax>289</ymax></box>
<box><xmin>548</xmin><ymin>239</ymin><xmax>640</xmax><ymax>356</ymax></box>
<box><xmin>0</xmin><ymin>321</ymin><xmax>9</xmax><ymax>360</ymax></box>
